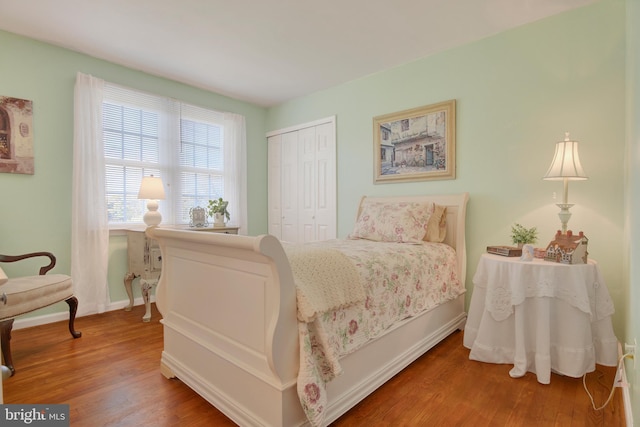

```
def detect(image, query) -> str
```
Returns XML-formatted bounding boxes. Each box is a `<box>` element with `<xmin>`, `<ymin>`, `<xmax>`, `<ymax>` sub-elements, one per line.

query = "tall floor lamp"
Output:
<box><xmin>138</xmin><ymin>175</ymin><xmax>166</xmax><ymax>227</ymax></box>
<box><xmin>543</xmin><ymin>132</ymin><xmax>588</xmax><ymax>233</ymax></box>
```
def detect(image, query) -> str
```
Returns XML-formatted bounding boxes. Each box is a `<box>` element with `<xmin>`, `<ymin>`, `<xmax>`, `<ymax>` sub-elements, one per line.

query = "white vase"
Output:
<box><xmin>213</xmin><ymin>213</ymin><xmax>226</xmax><ymax>227</ymax></box>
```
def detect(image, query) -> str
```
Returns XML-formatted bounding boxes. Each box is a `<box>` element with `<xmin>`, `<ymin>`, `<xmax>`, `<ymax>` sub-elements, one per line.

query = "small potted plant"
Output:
<box><xmin>510</xmin><ymin>223</ymin><xmax>538</xmax><ymax>248</ymax></box>
<box><xmin>207</xmin><ymin>198</ymin><xmax>230</xmax><ymax>227</ymax></box>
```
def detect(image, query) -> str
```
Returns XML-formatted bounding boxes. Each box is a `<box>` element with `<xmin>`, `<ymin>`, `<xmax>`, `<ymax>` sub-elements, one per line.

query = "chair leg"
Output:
<box><xmin>65</xmin><ymin>297</ymin><xmax>82</xmax><ymax>339</ymax></box>
<box><xmin>0</xmin><ymin>319</ymin><xmax>16</xmax><ymax>376</ymax></box>
<box><xmin>0</xmin><ymin>299</ymin><xmax>81</xmax><ymax>377</ymax></box>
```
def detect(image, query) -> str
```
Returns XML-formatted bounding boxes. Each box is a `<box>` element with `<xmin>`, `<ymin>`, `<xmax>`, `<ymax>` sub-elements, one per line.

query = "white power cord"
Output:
<box><xmin>583</xmin><ymin>352</ymin><xmax>634</xmax><ymax>411</ymax></box>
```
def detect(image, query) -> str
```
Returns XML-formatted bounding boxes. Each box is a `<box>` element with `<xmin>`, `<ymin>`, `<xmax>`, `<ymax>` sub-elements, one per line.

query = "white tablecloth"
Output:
<box><xmin>463</xmin><ymin>254</ymin><xmax>618</xmax><ymax>384</ymax></box>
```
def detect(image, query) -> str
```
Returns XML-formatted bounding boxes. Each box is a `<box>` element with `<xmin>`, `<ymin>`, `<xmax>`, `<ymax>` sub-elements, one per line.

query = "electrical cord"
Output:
<box><xmin>583</xmin><ymin>352</ymin><xmax>634</xmax><ymax>411</ymax></box>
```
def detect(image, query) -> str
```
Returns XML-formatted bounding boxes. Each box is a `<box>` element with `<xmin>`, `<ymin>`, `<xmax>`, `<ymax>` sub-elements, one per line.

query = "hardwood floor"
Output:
<box><xmin>3</xmin><ymin>304</ymin><xmax>625</xmax><ymax>426</ymax></box>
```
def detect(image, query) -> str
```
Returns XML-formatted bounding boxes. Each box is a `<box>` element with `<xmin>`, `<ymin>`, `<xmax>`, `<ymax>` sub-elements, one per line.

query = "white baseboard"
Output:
<box><xmin>621</xmin><ymin>359</ymin><xmax>634</xmax><ymax>427</ymax></box>
<box><xmin>11</xmin><ymin>296</ymin><xmax>156</xmax><ymax>331</ymax></box>
<box><xmin>617</xmin><ymin>341</ymin><xmax>634</xmax><ymax>427</ymax></box>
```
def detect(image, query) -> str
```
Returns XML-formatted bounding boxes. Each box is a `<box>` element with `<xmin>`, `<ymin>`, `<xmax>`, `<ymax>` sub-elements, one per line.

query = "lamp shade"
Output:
<box><xmin>543</xmin><ymin>132</ymin><xmax>588</xmax><ymax>181</ymax></box>
<box><xmin>138</xmin><ymin>175</ymin><xmax>166</xmax><ymax>200</ymax></box>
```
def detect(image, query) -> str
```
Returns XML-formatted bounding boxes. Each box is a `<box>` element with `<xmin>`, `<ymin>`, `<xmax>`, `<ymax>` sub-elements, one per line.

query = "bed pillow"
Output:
<box><xmin>349</xmin><ymin>201</ymin><xmax>433</xmax><ymax>243</ymax></box>
<box><xmin>423</xmin><ymin>204</ymin><xmax>447</xmax><ymax>243</ymax></box>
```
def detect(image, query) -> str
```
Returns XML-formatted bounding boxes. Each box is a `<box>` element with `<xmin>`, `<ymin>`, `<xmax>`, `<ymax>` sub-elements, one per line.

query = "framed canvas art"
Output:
<box><xmin>0</xmin><ymin>96</ymin><xmax>34</xmax><ymax>175</ymax></box>
<box><xmin>373</xmin><ymin>100</ymin><xmax>455</xmax><ymax>183</ymax></box>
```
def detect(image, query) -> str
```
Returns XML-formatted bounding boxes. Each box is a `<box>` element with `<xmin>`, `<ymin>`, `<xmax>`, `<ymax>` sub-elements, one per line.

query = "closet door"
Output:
<box><xmin>267</xmin><ymin>134</ymin><xmax>282</xmax><ymax>238</ymax></box>
<box><xmin>313</xmin><ymin>122</ymin><xmax>336</xmax><ymax>241</ymax></box>
<box><xmin>298</xmin><ymin>126</ymin><xmax>317</xmax><ymax>243</ymax></box>
<box><xmin>267</xmin><ymin>116</ymin><xmax>336</xmax><ymax>243</ymax></box>
<box><xmin>299</xmin><ymin>122</ymin><xmax>336</xmax><ymax>242</ymax></box>
<box><xmin>280</xmin><ymin>131</ymin><xmax>299</xmax><ymax>243</ymax></box>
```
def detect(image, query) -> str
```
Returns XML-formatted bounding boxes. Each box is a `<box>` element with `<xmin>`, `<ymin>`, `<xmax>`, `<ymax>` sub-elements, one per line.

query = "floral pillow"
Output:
<box><xmin>423</xmin><ymin>204</ymin><xmax>447</xmax><ymax>243</ymax></box>
<box><xmin>349</xmin><ymin>201</ymin><xmax>433</xmax><ymax>243</ymax></box>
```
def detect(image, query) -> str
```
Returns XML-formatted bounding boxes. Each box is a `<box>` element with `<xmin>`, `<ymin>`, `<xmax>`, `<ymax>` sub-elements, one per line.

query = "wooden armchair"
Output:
<box><xmin>0</xmin><ymin>252</ymin><xmax>81</xmax><ymax>376</ymax></box>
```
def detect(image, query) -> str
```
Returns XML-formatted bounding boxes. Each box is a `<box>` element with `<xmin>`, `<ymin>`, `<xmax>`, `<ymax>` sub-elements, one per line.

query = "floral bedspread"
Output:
<box><xmin>294</xmin><ymin>239</ymin><xmax>464</xmax><ymax>426</ymax></box>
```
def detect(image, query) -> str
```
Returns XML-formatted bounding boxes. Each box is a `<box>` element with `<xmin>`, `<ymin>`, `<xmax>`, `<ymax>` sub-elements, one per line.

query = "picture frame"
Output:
<box><xmin>0</xmin><ymin>96</ymin><xmax>34</xmax><ymax>175</ymax></box>
<box><xmin>373</xmin><ymin>99</ymin><xmax>456</xmax><ymax>183</ymax></box>
<box><xmin>189</xmin><ymin>206</ymin><xmax>209</xmax><ymax>228</ymax></box>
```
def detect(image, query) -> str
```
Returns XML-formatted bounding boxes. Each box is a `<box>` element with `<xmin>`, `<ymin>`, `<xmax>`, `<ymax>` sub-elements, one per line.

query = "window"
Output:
<box><xmin>176</xmin><ymin>107</ymin><xmax>225</xmax><ymax>224</ymax></box>
<box><xmin>103</xmin><ymin>83</ymin><xmax>244</xmax><ymax>227</ymax></box>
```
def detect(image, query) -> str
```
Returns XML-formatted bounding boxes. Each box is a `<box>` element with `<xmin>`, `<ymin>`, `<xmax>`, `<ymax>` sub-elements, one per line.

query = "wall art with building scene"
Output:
<box><xmin>0</xmin><ymin>96</ymin><xmax>34</xmax><ymax>175</ymax></box>
<box><xmin>374</xmin><ymin>100</ymin><xmax>455</xmax><ymax>183</ymax></box>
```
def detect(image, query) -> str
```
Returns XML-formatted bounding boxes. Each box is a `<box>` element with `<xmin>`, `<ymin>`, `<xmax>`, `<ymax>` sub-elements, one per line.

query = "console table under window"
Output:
<box><xmin>125</xmin><ymin>226</ymin><xmax>239</xmax><ymax>322</ymax></box>
<box><xmin>463</xmin><ymin>253</ymin><xmax>618</xmax><ymax>384</ymax></box>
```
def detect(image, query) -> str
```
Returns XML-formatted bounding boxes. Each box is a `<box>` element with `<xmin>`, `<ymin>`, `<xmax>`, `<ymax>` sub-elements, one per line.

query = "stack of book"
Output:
<box><xmin>486</xmin><ymin>246</ymin><xmax>522</xmax><ymax>257</ymax></box>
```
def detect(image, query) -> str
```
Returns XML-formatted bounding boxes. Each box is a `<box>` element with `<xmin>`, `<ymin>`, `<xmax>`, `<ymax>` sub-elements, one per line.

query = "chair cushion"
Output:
<box><xmin>0</xmin><ymin>274</ymin><xmax>73</xmax><ymax>321</ymax></box>
<box><xmin>0</xmin><ymin>266</ymin><xmax>7</xmax><ymax>286</ymax></box>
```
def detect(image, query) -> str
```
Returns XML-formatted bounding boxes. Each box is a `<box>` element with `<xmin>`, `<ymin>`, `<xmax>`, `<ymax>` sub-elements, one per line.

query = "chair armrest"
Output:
<box><xmin>0</xmin><ymin>252</ymin><xmax>57</xmax><ymax>275</ymax></box>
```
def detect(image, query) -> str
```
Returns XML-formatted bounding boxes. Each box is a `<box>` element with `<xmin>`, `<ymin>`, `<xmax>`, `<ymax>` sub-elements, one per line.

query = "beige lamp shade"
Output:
<box><xmin>543</xmin><ymin>132</ymin><xmax>588</xmax><ymax>181</ymax></box>
<box><xmin>138</xmin><ymin>175</ymin><xmax>166</xmax><ymax>200</ymax></box>
<box><xmin>138</xmin><ymin>175</ymin><xmax>165</xmax><ymax>227</ymax></box>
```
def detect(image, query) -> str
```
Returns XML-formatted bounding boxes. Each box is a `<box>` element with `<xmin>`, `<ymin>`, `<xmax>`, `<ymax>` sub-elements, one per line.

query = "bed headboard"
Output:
<box><xmin>355</xmin><ymin>192</ymin><xmax>469</xmax><ymax>285</ymax></box>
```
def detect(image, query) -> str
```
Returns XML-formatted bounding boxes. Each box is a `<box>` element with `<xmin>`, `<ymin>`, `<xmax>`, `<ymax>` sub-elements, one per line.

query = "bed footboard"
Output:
<box><xmin>147</xmin><ymin>228</ymin><xmax>306</xmax><ymax>426</ymax></box>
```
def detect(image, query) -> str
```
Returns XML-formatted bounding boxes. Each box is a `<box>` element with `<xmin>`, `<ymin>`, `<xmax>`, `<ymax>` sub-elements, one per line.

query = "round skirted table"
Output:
<box><xmin>463</xmin><ymin>253</ymin><xmax>618</xmax><ymax>384</ymax></box>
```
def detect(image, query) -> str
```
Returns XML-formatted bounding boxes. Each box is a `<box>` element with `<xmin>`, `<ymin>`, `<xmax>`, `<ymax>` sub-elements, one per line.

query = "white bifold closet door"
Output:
<box><xmin>267</xmin><ymin>116</ymin><xmax>336</xmax><ymax>243</ymax></box>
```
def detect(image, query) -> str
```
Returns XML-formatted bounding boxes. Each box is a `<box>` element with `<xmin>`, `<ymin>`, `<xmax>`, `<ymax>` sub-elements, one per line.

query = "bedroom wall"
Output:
<box><xmin>266</xmin><ymin>0</ymin><xmax>628</xmax><ymax>337</ymax></box>
<box><xmin>625</xmin><ymin>0</ymin><xmax>640</xmax><ymax>419</ymax></box>
<box><xmin>0</xmin><ymin>29</ymin><xmax>268</xmax><ymax>314</ymax></box>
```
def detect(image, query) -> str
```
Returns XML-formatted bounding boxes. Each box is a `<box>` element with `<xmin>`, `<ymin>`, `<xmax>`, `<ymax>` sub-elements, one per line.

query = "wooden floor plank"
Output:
<box><xmin>2</xmin><ymin>305</ymin><xmax>626</xmax><ymax>426</ymax></box>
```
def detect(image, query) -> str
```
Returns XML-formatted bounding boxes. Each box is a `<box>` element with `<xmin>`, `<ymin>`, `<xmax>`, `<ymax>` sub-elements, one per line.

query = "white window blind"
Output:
<box><xmin>103</xmin><ymin>83</ymin><xmax>238</xmax><ymax>227</ymax></box>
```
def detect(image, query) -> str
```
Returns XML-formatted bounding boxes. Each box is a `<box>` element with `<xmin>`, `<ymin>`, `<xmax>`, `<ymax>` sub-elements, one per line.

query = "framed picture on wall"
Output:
<box><xmin>0</xmin><ymin>96</ymin><xmax>34</xmax><ymax>175</ymax></box>
<box><xmin>373</xmin><ymin>99</ymin><xmax>456</xmax><ymax>183</ymax></box>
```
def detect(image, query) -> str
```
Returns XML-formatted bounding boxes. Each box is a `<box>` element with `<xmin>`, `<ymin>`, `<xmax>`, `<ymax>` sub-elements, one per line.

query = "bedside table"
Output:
<box><xmin>124</xmin><ymin>229</ymin><xmax>162</xmax><ymax>322</ymax></box>
<box><xmin>124</xmin><ymin>225</ymin><xmax>239</xmax><ymax>322</ymax></box>
<box><xmin>463</xmin><ymin>253</ymin><xmax>618</xmax><ymax>384</ymax></box>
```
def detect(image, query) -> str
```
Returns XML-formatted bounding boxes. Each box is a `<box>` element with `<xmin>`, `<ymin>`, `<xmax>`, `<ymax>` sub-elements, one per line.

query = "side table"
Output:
<box><xmin>463</xmin><ymin>253</ymin><xmax>618</xmax><ymax>384</ymax></box>
<box><xmin>124</xmin><ymin>229</ymin><xmax>162</xmax><ymax>322</ymax></box>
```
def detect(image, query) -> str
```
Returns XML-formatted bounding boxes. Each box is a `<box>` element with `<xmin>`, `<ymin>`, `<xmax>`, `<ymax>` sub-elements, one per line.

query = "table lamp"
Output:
<box><xmin>543</xmin><ymin>132</ymin><xmax>588</xmax><ymax>233</ymax></box>
<box><xmin>138</xmin><ymin>175</ymin><xmax>166</xmax><ymax>227</ymax></box>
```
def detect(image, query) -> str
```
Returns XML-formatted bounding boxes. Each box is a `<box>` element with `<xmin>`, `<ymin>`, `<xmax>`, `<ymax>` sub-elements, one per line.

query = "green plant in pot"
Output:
<box><xmin>510</xmin><ymin>223</ymin><xmax>538</xmax><ymax>247</ymax></box>
<box><xmin>207</xmin><ymin>198</ymin><xmax>230</xmax><ymax>227</ymax></box>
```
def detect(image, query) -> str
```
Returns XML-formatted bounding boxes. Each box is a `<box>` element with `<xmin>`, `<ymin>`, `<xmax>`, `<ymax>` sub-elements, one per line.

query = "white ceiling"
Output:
<box><xmin>0</xmin><ymin>0</ymin><xmax>596</xmax><ymax>107</ymax></box>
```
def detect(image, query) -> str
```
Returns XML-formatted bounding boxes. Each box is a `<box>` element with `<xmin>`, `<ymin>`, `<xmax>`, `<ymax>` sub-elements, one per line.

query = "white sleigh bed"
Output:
<box><xmin>147</xmin><ymin>192</ymin><xmax>469</xmax><ymax>426</ymax></box>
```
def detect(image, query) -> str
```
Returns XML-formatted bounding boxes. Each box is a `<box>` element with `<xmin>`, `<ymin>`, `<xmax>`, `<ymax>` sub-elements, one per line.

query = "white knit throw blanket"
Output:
<box><xmin>284</xmin><ymin>244</ymin><xmax>365</xmax><ymax>322</ymax></box>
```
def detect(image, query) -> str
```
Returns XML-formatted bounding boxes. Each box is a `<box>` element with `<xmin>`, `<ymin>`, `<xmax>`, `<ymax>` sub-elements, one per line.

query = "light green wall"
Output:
<box><xmin>0</xmin><ymin>30</ymin><xmax>268</xmax><ymax>311</ymax></box>
<box><xmin>267</xmin><ymin>0</ymin><xmax>628</xmax><ymax>337</ymax></box>
<box><xmin>625</xmin><ymin>0</ymin><xmax>640</xmax><ymax>419</ymax></box>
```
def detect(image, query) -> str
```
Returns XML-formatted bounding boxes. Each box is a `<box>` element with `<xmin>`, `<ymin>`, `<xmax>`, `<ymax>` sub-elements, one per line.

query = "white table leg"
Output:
<box><xmin>124</xmin><ymin>272</ymin><xmax>136</xmax><ymax>312</ymax></box>
<box><xmin>140</xmin><ymin>278</ymin><xmax>155</xmax><ymax>322</ymax></box>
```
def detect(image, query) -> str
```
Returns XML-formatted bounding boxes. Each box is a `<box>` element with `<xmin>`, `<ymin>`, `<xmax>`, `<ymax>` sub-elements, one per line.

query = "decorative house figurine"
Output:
<box><xmin>544</xmin><ymin>230</ymin><xmax>589</xmax><ymax>264</ymax></box>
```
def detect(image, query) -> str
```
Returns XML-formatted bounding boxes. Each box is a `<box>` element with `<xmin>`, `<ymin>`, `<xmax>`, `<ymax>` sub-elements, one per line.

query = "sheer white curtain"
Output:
<box><xmin>71</xmin><ymin>72</ymin><xmax>110</xmax><ymax>316</ymax></box>
<box><xmin>224</xmin><ymin>112</ymin><xmax>248</xmax><ymax>234</ymax></box>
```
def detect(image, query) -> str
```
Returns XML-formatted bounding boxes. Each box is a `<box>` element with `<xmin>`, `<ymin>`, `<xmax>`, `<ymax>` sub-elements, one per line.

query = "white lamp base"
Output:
<box><xmin>555</xmin><ymin>203</ymin><xmax>574</xmax><ymax>234</ymax></box>
<box><xmin>143</xmin><ymin>200</ymin><xmax>162</xmax><ymax>227</ymax></box>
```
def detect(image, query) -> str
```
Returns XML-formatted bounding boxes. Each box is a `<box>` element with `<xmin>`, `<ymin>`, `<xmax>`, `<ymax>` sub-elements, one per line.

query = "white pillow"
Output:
<box><xmin>349</xmin><ymin>201</ymin><xmax>433</xmax><ymax>243</ymax></box>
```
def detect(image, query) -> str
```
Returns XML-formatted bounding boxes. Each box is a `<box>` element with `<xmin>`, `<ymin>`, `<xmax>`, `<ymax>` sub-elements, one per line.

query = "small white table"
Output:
<box><xmin>124</xmin><ymin>226</ymin><xmax>240</xmax><ymax>322</ymax></box>
<box><xmin>463</xmin><ymin>253</ymin><xmax>618</xmax><ymax>384</ymax></box>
